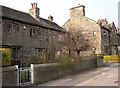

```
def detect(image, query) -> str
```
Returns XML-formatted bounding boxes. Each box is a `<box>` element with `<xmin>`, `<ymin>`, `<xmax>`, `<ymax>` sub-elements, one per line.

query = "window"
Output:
<box><xmin>30</xmin><ymin>29</ymin><xmax>32</xmax><ymax>37</ymax></box>
<box><xmin>103</xmin><ymin>31</ymin><xmax>108</xmax><ymax>40</ymax></box>
<box><xmin>12</xmin><ymin>47</ymin><xmax>20</xmax><ymax>60</ymax></box>
<box><xmin>33</xmin><ymin>29</ymin><xmax>36</xmax><ymax>34</ymax></box>
<box><xmin>30</xmin><ymin>29</ymin><xmax>40</xmax><ymax>37</ymax></box>
<box><xmin>3</xmin><ymin>23</ymin><xmax>12</xmax><ymax>33</ymax></box>
<box><xmin>30</xmin><ymin>29</ymin><xmax>36</xmax><ymax>37</ymax></box>
<box><xmin>36</xmin><ymin>30</ymin><xmax>39</xmax><ymax>35</ymax></box>
<box><xmin>58</xmin><ymin>34</ymin><xmax>64</xmax><ymax>42</ymax></box>
<box><xmin>104</xmin><ymin>45</ymin><xmax>109</xmax><ymax>54</ymax></box>
<box><xmin>12</xmin><ymin>24</ymin><xmax>19</xmax><ymax>33</ymax></box>
<box><xmin>3</xmin><ymin>22</ymin><xmax>19</xmax><ymax>34</ymax></box>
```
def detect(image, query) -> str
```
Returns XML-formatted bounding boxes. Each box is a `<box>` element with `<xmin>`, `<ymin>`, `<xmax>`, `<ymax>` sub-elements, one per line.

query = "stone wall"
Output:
<box><xmin>2</xmin><ymin>19</ymin><xmax>65</xmax><ymax>66</ymax></box>
<box><xmin>33</xmin><ymin>57</ymin><xmax>103</xmax><ymax>85</ymax></box>
<box><xmin>2</xmin><ymin>66</ymin><xmax>17</xmax><ymax>86</ymax></box>
<box><xmin>73</xmin><ymin>59</ymin><xmax>96</xmax><ymax>73</ymax></box>
<box><xmin>63</xmin><ymin>16</ymin><xmax>102</xmax><ymax>55</ymax></box>
<box><xmin>1</xmin><ymin>56</ymin><xmax>103</xmax><ymax>86</ymax></box>
<box><xmin>33</xmin><ymin>63</ymin><xmax>64</xmax><ymax>84</ymax></box>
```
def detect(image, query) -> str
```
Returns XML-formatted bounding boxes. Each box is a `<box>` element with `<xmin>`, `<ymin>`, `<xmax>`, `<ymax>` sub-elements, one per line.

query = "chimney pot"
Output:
<box><xmin>29</xmin><ymin>3</ymin><xmax>40</xmax><ymax>19</ymax></box>
<box><xmin>97</xmin><ymin>18</ymin><xmax>108</xmax><ymax>25</ymax></box>
<box><xmin>36</xmin><ymin>3</ymin><xmax>37</xmax><ymax>8</ymax></box>
<box><xmin>33</xmin><ymin>3</ymin><xmax>35</xmax><ymax>8</ymax></box>
<box><xmin>48</xmin><ymin>15</ymin><xmax>53</xmax><ymax>21</ymax></box>
<box><xmin>31</xmin><ymin>3</ymin><xmax>33</xmax><ymax>8</ymax></box>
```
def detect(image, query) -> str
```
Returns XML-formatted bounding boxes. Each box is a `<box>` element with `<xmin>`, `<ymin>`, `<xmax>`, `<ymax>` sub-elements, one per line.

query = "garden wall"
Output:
<box><xmin>33</xmin><ymin>58</ymin><xmax>103</xmax><ymax>85</ymax></box>
<box><xmin>1</xmin><ymin>56</ymin><xmax>103</xmax><ymax>86</ymax></box>
<box><xmin>2</xmin><ymin>66</ymin><xmax>17</xmax><ymax>86</ymax></box>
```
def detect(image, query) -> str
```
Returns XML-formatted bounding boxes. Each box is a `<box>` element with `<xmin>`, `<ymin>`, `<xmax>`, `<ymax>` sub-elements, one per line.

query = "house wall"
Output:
<box><xmin>2</xmin><ymin>19</ymin><xmax>65</xmax><ymax>66</ymax></box>
<box><xmin>117</xmin><ymin>35</ymin><xmax>120</xmax><ymax>55</ymax></box>
<box><xmin>118</xmin><ymin>35</ymin><xmax>120</xmax><ymax>45</ymax></box>
<box><xmin>63</xmin><ymin>17</ymin><xmax>102</xmax><ymax>55</ymax></box>
<box><xmin>110</xmin><ymin>25</ymin><xmax>119</xmax><ymax>55</ymax></box>
<box><xmin>101</xmin><ymin>28</ymin><xmax>110</xmax><ymax>55</ymax></box>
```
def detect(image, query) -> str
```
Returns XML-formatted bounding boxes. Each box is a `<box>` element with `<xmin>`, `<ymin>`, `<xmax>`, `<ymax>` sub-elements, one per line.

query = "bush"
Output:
<box><xmin>55</xmin><ymin>51</ymin><xmax>74</xmax><ymax>71</ymax></box>
<box><xmin>29</xmin><ymin>52</ymin><xmax>43</xmax><ymax>64</ymax></box>
<box><xmin>2</xmin><ymin>49</ymin><xmax>11</xmax><ymax>67</ymax></box>
<box><xmin>104</xmin><ymin>55</ymin><xmax>120</xmax><ymax>62</ymax></box>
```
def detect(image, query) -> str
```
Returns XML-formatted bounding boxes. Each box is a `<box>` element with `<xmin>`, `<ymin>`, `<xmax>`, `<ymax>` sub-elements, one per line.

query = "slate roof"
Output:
<box><xmin>101</xmin><ymin>22</ymin><xmax>118</xmax><ymax>32</ymax></box>
<box><xmin>0</xmin><ymin>5</ymin><xmax>65</xmax><ymax>32</ymax></box>
<box><xmin>101</xmin><ymin>24</ymin><xmax>111</xmax><ymax>32</ymax></box>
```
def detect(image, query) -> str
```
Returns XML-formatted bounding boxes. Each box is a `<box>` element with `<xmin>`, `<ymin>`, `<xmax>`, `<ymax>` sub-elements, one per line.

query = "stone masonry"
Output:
<box><xmin>1</xmin><ymin>3</ymin><xmax>66</xmax><ymax>67</ymax></box>
<box><xmin>63</xmin><ymin>4</ymin><xmax>119</xmax><ymax>55</ymax></box>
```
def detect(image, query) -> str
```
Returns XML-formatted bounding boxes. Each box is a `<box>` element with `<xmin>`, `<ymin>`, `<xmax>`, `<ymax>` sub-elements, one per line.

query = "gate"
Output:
<box><xmin>15</xmin><ymin>64</ymin><xmax>34</xmax><ymax>86</ymax></box>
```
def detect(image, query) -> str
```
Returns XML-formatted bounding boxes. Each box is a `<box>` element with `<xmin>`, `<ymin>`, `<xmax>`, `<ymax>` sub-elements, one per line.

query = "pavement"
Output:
<box><xmin>75</xmin><ymin>67</ymin><xmax>118</xmax><ymax>86</ymax></box>
<box><xmin>36</xmin><ymin>63</ymin><xmax>119</xmax><ymax>87</ymax></box>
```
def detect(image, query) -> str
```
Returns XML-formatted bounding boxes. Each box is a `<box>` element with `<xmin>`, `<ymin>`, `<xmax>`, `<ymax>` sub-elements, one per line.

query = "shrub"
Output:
<box><xmin>29</xmin><ymin>52</ymin><xmax>43</xmax><ymax>64</ymax></box>
<box><xmin>2</xmin><ymin>49</ymin><xmax>11</xmax><ymax>67</ymax></box>
<box><xmin>104</xmin><ymin>55</ymin><xmax>120</xmax><ymax>62</ymax></box>
<box><xmin>55</xmin><ymin>50</ymin><xmax>74</xmax><ymax>71</ymax></box>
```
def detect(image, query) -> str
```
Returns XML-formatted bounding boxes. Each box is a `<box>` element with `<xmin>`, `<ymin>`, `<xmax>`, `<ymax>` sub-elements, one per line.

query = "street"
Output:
<box><xmin>37</xmin><ymin>63</ymin><xmax>119</xmax><ymax>87</ymax></box>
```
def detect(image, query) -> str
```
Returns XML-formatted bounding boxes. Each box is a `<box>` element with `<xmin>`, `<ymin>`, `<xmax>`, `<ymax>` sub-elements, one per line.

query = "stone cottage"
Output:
<box><xmin>1</xmin><ymin>3</ymin><xmax>66</xmax><ymax>67</ymax></box>
<box><xmin>63</xmin><ymin>4</ymin><xmax>119</xmax><ymax>55</ymax></box>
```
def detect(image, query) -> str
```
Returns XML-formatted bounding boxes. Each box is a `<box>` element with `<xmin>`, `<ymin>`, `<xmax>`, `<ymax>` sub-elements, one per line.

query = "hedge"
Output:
<box><xmin>104</xmin><ymin>55</ymin><xmax>120</xmax><ymax>62</ymax></box>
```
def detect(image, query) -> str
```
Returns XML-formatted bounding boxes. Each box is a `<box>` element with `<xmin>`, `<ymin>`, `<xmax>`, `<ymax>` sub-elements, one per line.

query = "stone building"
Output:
<box><xmin>107</xmin><ymin>22</ymin><xmax>118</xmax><ymax>55</ymax></box>
<box><xmin>1</xmin><ymin>3</ymin><xmax>66</xmax><ymax>67</ymax></box>
<box><xmin>98</xmin><ymin>19</ymin><xmax>119</xmax><ymax>55</ymax></box>
<box><xmin>117</xmin><ymin>28</ymin><xmax>120</xmax><ymax>55</ymax></box>
<box><xmin>63</xmin><ymin>4</ymin><xmax>119</xmax><ymax>55</ymax></box>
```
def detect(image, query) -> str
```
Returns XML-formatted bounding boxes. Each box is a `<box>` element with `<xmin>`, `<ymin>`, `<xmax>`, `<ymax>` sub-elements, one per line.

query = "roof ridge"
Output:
<box><xmin>0</xmin><ymin>5</ymin><xmax>29</xmax><ymax>15</ymax></box>
<box><xmin>1</xmin><ymin>5</ymin><xmax>65</xmax><ymax>32</ymax></box>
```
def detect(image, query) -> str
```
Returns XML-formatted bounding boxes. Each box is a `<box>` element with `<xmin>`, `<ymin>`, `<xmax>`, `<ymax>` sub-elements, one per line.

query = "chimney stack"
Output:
<box><xmin>48</xmin><ymin>15</ymin><xmax>53</xmax><ymax>21</ymax></box>
<box><xmin>97</xmin><ymin>19</ymin><xmax>108</xmax><ymax>25</ymax></box>
<box><xmin>70</xmin><ymin>4</ymin><xmax>85</xmax><ymax>19</ymax></box>
<box><xmin>29</xmin><ymin>3</ymin><xmax>40</xmax><ymax>19</ymax></box>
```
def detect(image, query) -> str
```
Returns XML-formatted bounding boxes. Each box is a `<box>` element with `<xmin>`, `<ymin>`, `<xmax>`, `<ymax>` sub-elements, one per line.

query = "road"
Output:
<box><xmin>37</xmin><ymin>63</ymin><xmax>119</xmax><ymax>87</ymax></box>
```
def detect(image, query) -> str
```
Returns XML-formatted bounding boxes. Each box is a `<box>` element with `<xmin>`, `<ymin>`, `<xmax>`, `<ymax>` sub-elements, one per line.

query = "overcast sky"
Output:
<box><xmin>0</xmin><ymin>0</ymin><xmax>119</xmax><ymax>27</ymax></box>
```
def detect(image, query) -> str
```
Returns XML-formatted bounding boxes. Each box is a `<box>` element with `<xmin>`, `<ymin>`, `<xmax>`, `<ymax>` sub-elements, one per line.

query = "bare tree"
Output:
<box><xmin>64</xmin><ymin>29</ymin><xmax>90</xmax><ymax>56</ymax></box>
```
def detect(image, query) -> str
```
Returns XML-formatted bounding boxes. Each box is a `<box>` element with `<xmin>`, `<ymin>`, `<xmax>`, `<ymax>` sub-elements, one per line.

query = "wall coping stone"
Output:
<box><xmin>2</xmin><ymin>66</ymin><xmax>17</xmax><ymax>72</ymax></box>
<box><xmin>34</xmin><ymin>63</ymin><xmax>60</xmax><ymax>68</ymax></box>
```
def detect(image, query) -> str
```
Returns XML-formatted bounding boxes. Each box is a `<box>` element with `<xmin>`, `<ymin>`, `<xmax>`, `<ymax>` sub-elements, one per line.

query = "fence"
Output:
<box><xmin>15</xmin><ymin>64</ymin><xmax>34</xmax><ymax>86</ymax></box>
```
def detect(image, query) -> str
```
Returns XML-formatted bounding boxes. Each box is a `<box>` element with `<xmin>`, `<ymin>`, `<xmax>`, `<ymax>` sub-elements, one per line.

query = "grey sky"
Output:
<box><xmin>0</xmin><ymin>0</ymin><xmax>119</xmax><ymax>27</ymax></box>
